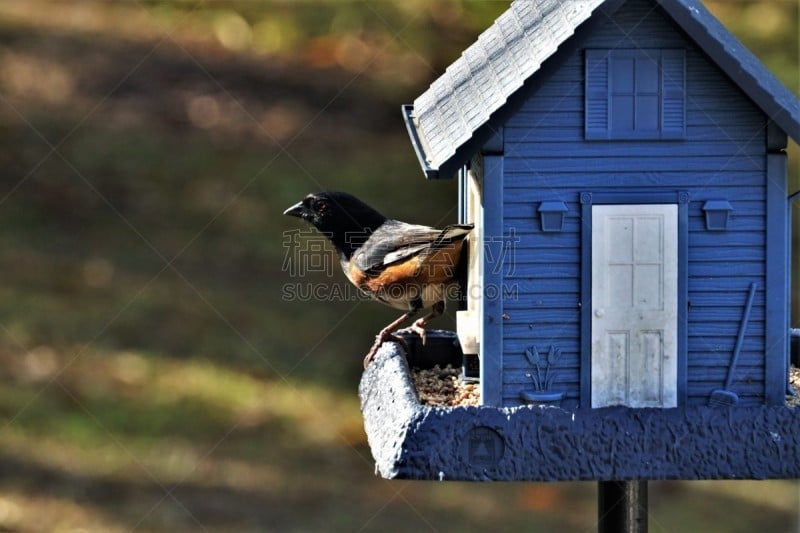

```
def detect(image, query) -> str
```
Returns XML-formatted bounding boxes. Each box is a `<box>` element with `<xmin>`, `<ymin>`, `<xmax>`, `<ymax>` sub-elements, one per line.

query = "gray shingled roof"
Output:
<box><xmin>405</xmin><ymin>0</ymin><xmax>605</xmax><ymax>177</ymax></box>
<box><xmin>404</xmin><ymin>0</ymin><xmax>800</xmax><ymax>179</ymax></box>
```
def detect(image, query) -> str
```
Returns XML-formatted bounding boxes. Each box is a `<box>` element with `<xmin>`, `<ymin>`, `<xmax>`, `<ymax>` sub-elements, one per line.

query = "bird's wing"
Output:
<box><xmin>353</xmin><ymin>220</ymin><xmax>473</xmax><ymax>274</ymax></box>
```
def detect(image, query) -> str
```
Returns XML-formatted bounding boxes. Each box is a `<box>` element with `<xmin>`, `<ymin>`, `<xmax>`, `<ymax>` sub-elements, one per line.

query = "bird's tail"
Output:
<box><xmin>437</xmin><ymin>224</ymin><xmax>474</xmax><ymax>243</ymax></box>
<box><xmin>422</xmin><ymin>224</ymin><xmax>473</xmax><ymax>259</ymax></box>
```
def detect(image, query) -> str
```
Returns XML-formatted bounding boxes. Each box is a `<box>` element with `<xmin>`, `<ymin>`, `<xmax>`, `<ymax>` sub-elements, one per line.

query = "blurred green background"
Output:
<box><xmin>0</xmin><ymin>0</ymin><xmax>796</xmax><ymax>531</ymax></box>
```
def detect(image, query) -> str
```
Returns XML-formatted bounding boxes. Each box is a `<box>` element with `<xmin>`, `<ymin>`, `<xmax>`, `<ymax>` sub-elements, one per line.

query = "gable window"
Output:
<box><xmin>585</xmin><ymin>49</ymin><xmax>686</xmax><ymax>140</ymax></box>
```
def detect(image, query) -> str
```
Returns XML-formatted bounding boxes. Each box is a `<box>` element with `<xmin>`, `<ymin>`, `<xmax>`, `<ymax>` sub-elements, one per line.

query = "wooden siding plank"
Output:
<box><xmin>689</xmin><ymin>262</ymin><xmax>764</xmax><ymax>277</ymax></box>
<box><xmin>688</xmin><ymin>339</ymin><xmax>764</xmax><ymax>355</ymax></box>
<box><xmin>688</xmin><ymin>291</ymin><xmax>766</xmax><ymax>307</ymax></box>
<box><xmin>688</xmin><ymin>353</ymin><xmax>765</xmax><ymax>367</ymax></box>
<box><xmin>688</xmin><ymin>278</ymin><xmax>765</xmax><ymax>292</ymax></box>
<box><xmin>504</xmin><ymin>297</ymin><xmax>581</xmax><ymax>310</ymax></box>
<box><xmin>504</xmin><ymin>156</ymin><xmax>765</xmax><ymax>173</ymax></box>
<box><xmin>503</xmin><ymin>263</ymin><xmax>580</xmax><ymax>277</ymax></box>
<box><xmin>689</xmin><ymin>247</ymin><xmax>764</xmax><ymax>262</ymax></box>
<box><xmin>690</xmin><ymin>232</ymin><xmax>765</xmax><ymax>247</ymax></box>
<box><xmin>505</xmin><ymin>324</ymin><xmax>580</xmax><ymax>340</ymax></box>
<box><xmin>502</xmin><ymin>309</ymin><xmax>583</xmax><ymax>324</ymax></box>
<box><xmin>507</xmin><ymin>105</ymin><xmax>765</xmax><ymax>126</ymax></box>
<box><xmin>689</xmin><ymin>322</ymin><xmax>766</xmax><ymax>337</ymax></box>
<box><xmin>513</xmin><ymin>248</ymin><xmax>584</xmax><ymax>263</ymax></box>
<box><xmin>504</xmin><ymin>125</ymin><xmax>768</xmax><ymax>143</ymax></box>
<box><xmin>688</xmin><ymin>306</ymin><xmax>766</xmax><ymax>323</ymax></box>
<box><xmin>505</xmin><ymin>183</ymin><xmax>765</xmax><ymax>200</ymax></box>
<box><xmin>507</xmin><ymin>278</ymin><xmax>580</xmax><ymax>293</ymax></box>
<box><xmin>504</xmin><ymin>112</ymin><xmax>767</xmax><ymax>133</ymax></box>
<box><xmin>504</xmin><ymin>141</ymin><xmax>765</xmax><ymax>158</ymax></box>
<box><xmin>688</xmin><ymin>382</ymin><xmax>765</xmax><ymax>395</ymax></box>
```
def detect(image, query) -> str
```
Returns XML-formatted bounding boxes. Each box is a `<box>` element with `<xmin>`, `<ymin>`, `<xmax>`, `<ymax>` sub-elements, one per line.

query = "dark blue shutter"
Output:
<box><xmin>660</xmin><ymin>49</ymin><xmax>686</xmax><ymax>139</ymax></box>
<box><xmin>586</xmin><ymin>49</ymin><xmax>686</xmax><ymax>140</ymax></box>
<box><xmin>585</xmin><ymin>50</ymin><xmax>609</xmax><ymax>140</ymax></box>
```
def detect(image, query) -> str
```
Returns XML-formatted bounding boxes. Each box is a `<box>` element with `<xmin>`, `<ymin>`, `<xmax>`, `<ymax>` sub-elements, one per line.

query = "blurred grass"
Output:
<box><xmin>0</xmin><ymin>0</ymin><xmax>797</xmax><ymax>531</ymax></box>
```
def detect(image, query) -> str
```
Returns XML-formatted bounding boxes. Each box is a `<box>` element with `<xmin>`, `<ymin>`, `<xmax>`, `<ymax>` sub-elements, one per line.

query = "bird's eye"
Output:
<box><xmin>314</xmin><ymin>200</ymin><xmax>328</xmax><ymax>212</ymax></box>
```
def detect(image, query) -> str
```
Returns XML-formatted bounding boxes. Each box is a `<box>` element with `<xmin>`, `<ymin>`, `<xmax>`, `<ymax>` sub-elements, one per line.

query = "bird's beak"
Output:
<box><xmin>283</xmin><ymin>201</ymin><xmax>307</xmax><ymax>218</ymax></box>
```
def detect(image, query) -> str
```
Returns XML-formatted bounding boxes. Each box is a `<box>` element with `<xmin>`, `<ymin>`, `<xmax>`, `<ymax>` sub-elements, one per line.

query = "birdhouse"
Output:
<box><xmin>361</xmin><ymin>0</ymin><xmax>800</xmax><ymax>481</ymax></box>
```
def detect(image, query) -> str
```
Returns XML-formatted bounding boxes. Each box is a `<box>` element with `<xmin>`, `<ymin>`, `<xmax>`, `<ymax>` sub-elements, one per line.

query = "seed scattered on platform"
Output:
<box><xmin>411</xmin><ymin>364</ymin><xmax>480</xmax><ymax>407</ymax></box>
<box><xmin>788</xmin><ymin>365</ymin><xmax>799</xmax><ymax>408</ymax></box>
<box><xmin>412</xmin><ymin>365</ymin><xmax>799</xmax><ymax>408</ymax></box>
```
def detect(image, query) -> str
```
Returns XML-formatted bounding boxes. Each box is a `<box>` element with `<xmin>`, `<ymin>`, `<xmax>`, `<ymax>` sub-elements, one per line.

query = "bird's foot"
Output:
<box><xmin>363</xmin><ymin>330</ymin><xmax>409</xmax><ymax>368</ymax></box>
<box><xmin>397</xmin><ymin>319</ymin><xmax>428</xmax><ymax>345</ymax></box>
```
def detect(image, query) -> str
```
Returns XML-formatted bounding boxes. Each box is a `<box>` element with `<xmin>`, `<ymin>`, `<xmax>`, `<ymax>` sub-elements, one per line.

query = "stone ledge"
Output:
<box><xmin>359</xmin><ymin>342</ymin><xmax>800</xmax><ymax>481</ymax></box>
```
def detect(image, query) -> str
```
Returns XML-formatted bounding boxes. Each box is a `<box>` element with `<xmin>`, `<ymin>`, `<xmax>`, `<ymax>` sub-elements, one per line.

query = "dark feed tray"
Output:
<box><xmin>393</xmin><ymin>329</ymin><xmax>462</xmax><ymax>370</ymax></box>
<box><xmin>359</xmin><ymin>339</ymin><xmax>800</xmax><ymax>482</ymax></box>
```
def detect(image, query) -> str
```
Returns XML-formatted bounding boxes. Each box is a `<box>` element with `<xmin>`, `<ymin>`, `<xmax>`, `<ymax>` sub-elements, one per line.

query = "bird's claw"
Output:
<box><xmin>396</xmin><ymin>320</ymin><xmax>428</xmax><ymax>345</ymax></box>
<box><xmin>363</xmin><ymin>345</ymin><xmax>379</xmax><ymax>369</ymax></box>
<box><xmin>410</xmin><ymin>319</ymin><xmax>428</xmax><ymax>345</ymax></box>
<box><xmin>363</xmin><ymin>331</ymin><xmax>409</xmax><ymax>368</ymax></box>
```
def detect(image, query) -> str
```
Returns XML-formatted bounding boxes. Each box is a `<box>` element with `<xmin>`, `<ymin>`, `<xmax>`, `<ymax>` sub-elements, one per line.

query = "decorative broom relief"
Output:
<box><xmin>708</xmin><ymin>282</ymin><xmax>759</xmax><ymax>407</ymax></box>
<box><xmin>520</xmin><ymin>345</ymin><xmax>565</xmax><ymax>406</ymax></box>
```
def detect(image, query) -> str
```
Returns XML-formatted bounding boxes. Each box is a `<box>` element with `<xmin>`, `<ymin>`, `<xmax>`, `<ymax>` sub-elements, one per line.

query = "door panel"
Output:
<box><xmin>591</xmin><ymin>204</ymin><xmax>678</xmax><ymax>408</ymax></box>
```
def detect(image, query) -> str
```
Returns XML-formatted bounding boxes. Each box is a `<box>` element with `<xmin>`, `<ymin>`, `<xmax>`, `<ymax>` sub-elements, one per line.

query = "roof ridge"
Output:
<box><xmin>404</xmin><ymin>0</ymin><xmax>799</xmax><ymax>178</ymax></box>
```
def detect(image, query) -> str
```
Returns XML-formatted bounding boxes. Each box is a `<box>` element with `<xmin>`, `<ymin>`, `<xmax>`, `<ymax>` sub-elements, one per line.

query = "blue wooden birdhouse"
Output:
<box><xmin>403</xmin><ymin>0</ymin><xmax>799</xmax><ymax>409</ymax></box>
<box><xmin>359</xmin><ymin>0</ymin><xmax>800</xmax><ymax>482</ymax></box>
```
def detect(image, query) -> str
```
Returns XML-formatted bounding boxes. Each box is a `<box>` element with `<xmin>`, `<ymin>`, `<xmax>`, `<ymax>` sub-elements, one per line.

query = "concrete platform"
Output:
<box><xmin>359</xmin><ymin>341</ymin><xmax>800</xmax><ymax>481</ymax></box>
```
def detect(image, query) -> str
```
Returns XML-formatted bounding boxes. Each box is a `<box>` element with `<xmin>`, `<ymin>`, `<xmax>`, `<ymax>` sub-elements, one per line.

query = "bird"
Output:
<box><xmin>284</xmin><ymin>191</ymin><xmax>473</xmax><ymax>367</ymax></box>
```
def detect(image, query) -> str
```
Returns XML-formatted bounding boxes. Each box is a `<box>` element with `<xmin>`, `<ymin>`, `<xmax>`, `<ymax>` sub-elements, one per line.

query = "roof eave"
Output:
<box><xmin>658</xmin><ymin>0</ymin><xmax>799</xmax><ymax>143</ymax></box>
<box><xmin>403</xmin><ymin>103</ymin><xmax>500</xmax><ymax>180</ymax></box>
<box><xmin>401</xmin><ymin>105</ymin><xmax>441</xmax><ymax>179</ymax></box>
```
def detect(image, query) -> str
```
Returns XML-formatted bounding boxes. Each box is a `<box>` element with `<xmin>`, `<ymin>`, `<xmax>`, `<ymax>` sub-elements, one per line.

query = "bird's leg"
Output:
<box><xmin>363</xmin><ymin>309</ymin><xmax>418</xmax><ymax>368</ymax></box>
<box><xmin>405</xmin><ymin>300</ymin><xmax>445</xmax><ymax>346</ymax></box>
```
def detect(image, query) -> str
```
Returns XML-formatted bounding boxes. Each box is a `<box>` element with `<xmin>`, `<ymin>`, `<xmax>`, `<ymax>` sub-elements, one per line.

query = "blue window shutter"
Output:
<box><xmin>661</xmin><ymin>49</ymin><xmax>686</xmax><ymax>139</ymax></box>
<box><xmin>585</xmin><ymin>50</ymin><xmax>609</xmax><ymax>139</ymax></box>
<box><xmin>586</xmin><ymin>49</ymin><xmax>686</xmax><ymax>140</ymax></box>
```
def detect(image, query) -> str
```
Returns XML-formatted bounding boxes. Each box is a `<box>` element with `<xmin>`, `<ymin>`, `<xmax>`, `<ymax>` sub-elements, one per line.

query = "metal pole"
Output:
<box><xmin>598</xmin><ymin>480</ymin><xmax>648</xmax><ymax>533</ymax></box>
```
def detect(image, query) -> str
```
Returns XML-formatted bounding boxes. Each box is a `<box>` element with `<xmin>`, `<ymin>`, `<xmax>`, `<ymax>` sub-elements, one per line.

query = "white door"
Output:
<box><xmin>591</xmin><ymin>204</ymin><xmax>678</xmax><ymax>408</ymax></box>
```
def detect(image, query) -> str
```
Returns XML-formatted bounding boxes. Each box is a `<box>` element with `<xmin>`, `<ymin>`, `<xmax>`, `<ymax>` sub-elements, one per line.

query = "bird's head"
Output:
<box><xmin>283</xmin><ymin>191</ymin><xmax>387</xmax><ymax>235</ymax></box>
